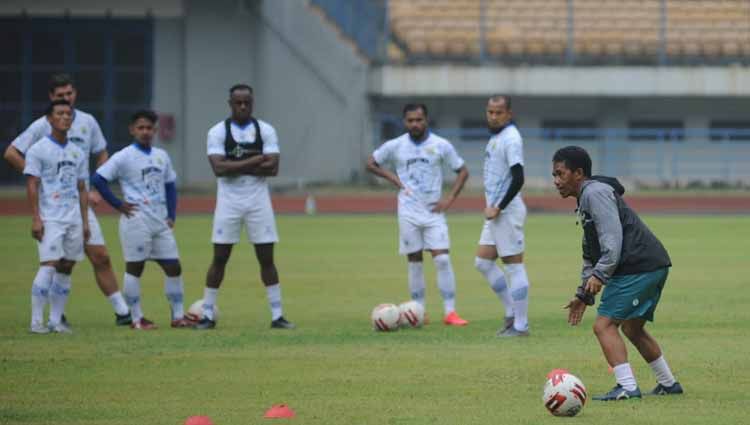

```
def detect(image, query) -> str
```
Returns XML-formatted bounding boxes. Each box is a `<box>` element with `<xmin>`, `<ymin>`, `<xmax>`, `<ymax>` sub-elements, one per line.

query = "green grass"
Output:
<box><xmin>1</xmin><ymin>213</ymin><xmax>748</xmax><ymax>424</ymax></box>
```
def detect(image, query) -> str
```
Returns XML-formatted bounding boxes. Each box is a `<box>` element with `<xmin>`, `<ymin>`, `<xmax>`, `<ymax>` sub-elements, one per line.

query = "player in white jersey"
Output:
<box><xmin>3</xmin><ymin>74</ymin><xmax>130</xmax><ymax>326</ymax></box>
<box><xmin>367</xmin><ymin>103</ymin><xmax>470</xmax><ymax>326</ymax></box>
<box><xmin>193</xmin><ymin>84</ymin><xmax>294</xmax><ymax>330</ymax></box>
<box><xmin>93</xmin><ymin>110</ymin><xmax>191</xmax><ymax>330</ymax></box>
<box><xmin>473</xmin><ymin>95</ymin><xmax>532</xmax><ymax>337</ymax></box>
<box><xmin>23</xmin><ymin>100</ymin><xmax>90</xmax><ymax>333</ymax></box>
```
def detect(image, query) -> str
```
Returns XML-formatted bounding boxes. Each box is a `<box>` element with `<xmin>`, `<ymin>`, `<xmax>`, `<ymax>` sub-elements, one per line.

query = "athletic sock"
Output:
<box><xmin>613</xmin><ymin>363</ymin><xmax>638</xmax><ymax>391</ymax></box>
<box><xmin>433</xmin><ymin>254</ymin><xmax>456</xmax><ymax>315</ymax></box>
<box><xmin>265</xmin><ymin>283</ymin><xmax>283</xmax><ymax>321</ymax></box>
<box><xmin>31</xmin><ymin>266</ymin><xmax>55</xmax><ymax>327</ymax></box>
<box><xmin>108</xmin><ymin>291</ymin><xmax>129</xmax><ymax>316</ymax></box>
<box><xmin>408</xmin><ymin>261</ymin><xmax>426</xmax><ymax>307</ymax></box>
<box><xmin>474</xmin><ymin>257</ymin><xmax>514</xmax><ymax>319</ymax></box>
<box><xmin>202</xmin><ymin>287</ymin><xmax>219</xmax><ymax>321</ymax></box>
<box><xmin>504</xmin><ymin>263</ymin><xmax>530</xmax><ymax>331</ymax></box>
<box><xmin>164</xmin><ymin>276</ymin><xmax>185</xmax><ymax>320</ymax></box>
<box><xmin>648</xmin><ymin>355</ymin><xmax>677</xmax><ymax>387</ymax></box>
<box><xmin>122</xmin><ymin>273</ymin><xmax>143</xmax><ymax>322</ymax></box>
<box><xmin>49</xmin><ymin>272</ymin><xmax>72</xmax><ymax>326</ymax></box>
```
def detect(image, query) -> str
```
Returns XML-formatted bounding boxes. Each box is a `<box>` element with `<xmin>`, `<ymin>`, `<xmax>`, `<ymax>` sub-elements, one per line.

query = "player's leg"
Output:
<box><xmin>156</xmin><ymin>259</ymin><xmax>191</xmax><ymax>327</ymax></box>
<box><xmin>30</xmin><ymin>261</ymin><xmax>56</xmax><ymax>333</ymax></box>
<box><xmin>621</xmin><ymin>319</ymin><xmax>682</xmax><ymax>395</ymax></box>
<box><xmin>194</xmin><ymin>243</ymin><xmax>233</xmax><ymax>329</ymax></box>
<box><xmin>493</xmin><ymin>204</ymin><xmax>530</xmax><ymax>336</ymax></box>
<box><xmin>85</xmin><ymin>209</ymin><xmax>129</xmax><ymax>322</ymax></box>
<box><xmin>399</xmin><ymin>217</ymin><xmax>426</xmax><ymax>308</ymax></box>
<box><xmin>591</xmin><ymin>316</ymin><xmax>642</xmax><ymax>400</ymax></box>
<box><xmin>122</xmin><ymin>261</ymin><xmax>156</xmax><ymax>329</ymax></box>
<box><xmin>48</xmin><ymin>258</ymin><xmax>76</xmax><ymax>333</ymax></box>
<box><xmin>475</xmin><ymin>221</ymin><xmax>514</xmax><ymax>330</ymax></box>
<box><xmin>430</xmin><ymin>248</ymin><xmax>468</xmax><ymax>326</ymax></box>
<box><xmin>118</xmin><ymin>216</ymin><xmax>155</xmax><ymax>329</ymax></box>
<box><xmin>254</xmin><ymin>243</ymin><xmax>294</xmax><ymax>329</ymax></box>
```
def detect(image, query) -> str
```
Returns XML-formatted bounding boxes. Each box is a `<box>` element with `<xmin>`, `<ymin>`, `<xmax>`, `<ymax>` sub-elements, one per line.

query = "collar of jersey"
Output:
<box><xmin>46</xmin><ymin>135</ymin><xmax>68</xmax><ymax>147</ymax></box>
<box><xmin>132</xmin><ymin>141</ymin><xmax>152</xmax><ymax>154</ymax></box>
<box><xmin>408</xmin><ymin>130</ymin><xmax>431</xmax><ymax>145</ymax></box>
<box><xmin>490</xmin><ymin>120</ymin><xmax>516</xmax><ymax>136</ymax></box>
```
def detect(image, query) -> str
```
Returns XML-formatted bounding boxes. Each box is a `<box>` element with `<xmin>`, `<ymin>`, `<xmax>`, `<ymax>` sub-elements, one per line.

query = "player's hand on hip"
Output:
<box><xmin>31</xmin><ymin>217</ymin><xmax>44</xmax><ymax>242</ymax></box>
<box><xmin>166</xmin><ymin>218</ymin><xmax>175</xmax><ymax>229</ymax></box>
<box><xmin>584</xmin><ymin>276</ymin><xmax>603</xmax><ymax>295</ymax></box>
<box><xmin>484</xmin><ymin>207</ymin><xmax>500</xmax><ymax>220</ymax></box>
<box><xmin>88</xmin><ymin>190</ymin><xmax>102</xmax><ymax>208</ymax></box>
<box><xmin>83</xmin><ymin>224</ymin><xmax>91</xmax><ymax>242</ymax></box>
<box><xmin>118</xmin><ymin>202</ymin><xmax>138</xmax><ymax>218</ymax></box>
<box><xmin>564</xmin><ymin>298</ymin><xmax>587</xmax><ymax>326</ymax></box>
<box><xmin>431</xmin><ymin>197</ymin><xmax>453</xmax><ymax>213</ymax></box>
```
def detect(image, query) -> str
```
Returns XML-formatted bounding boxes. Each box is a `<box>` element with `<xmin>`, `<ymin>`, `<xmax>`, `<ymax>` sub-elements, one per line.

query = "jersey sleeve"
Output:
<box><xmin>164</xmin><ymin>153</ymin><xmax>177</xmax><ymax>183</ymax></box>
<box><xmin>504</xmin><ymin>133</ymin><xmax>524</xmax><ymax>167</ymax></box>
<box><xmin>372</xmin><ymin>140</ymin><xmax>394</xmax><ymax>165</ymax></box>
<box><xmin>206</xmin><ymin>125</ymin><xmax>225</xmax><ymax>156</ymax></box>
<box><xmin>261</xmin><ymin>124</ymin><xmax>280</xmax><ymax>155</ymax></box>
<box><xmin>441</xmin><ymin>141</ymin><xmax>465</xmax><ymax>171</ymax></box>
<box><xmin>95</xmin><ymin>151</ymin><xmax>121</xmax><ymax>181</ymax></box>
<box><xmin>22</xmin><ymin>146</ymin><xmax>43</xmax><ymax>177</ymax></box>
<box><xmin>11</xmin><ymin>118</ymin><xmax>47</xmax><ymax>154</ymax></box>
<box><xmin>89</xmin><ymin>117</ymin><xmax>108</xmax><ymax>154</ymax></box>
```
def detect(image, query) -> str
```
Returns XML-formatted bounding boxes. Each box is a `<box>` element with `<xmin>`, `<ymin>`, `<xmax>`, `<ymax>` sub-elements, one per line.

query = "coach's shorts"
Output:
<box><xmin>478</xmin><ymin>201</ymin><xmax>527</xmax><ymax>257</ymax></box>
<box><xmin>211</xmin><ymin>194</ymin><xmax>279</xmax><ymax>245</ymax></box>
<box><xmin>86</xmin><ymin>208</ymin><xmax>106</xmax><ymax>246</ymax></box>
<box><xmin>598</xmin><ymin>267</ymin><xmax>669</xmax><ymax>322</ymax></box>
<box><xmin>119</xmin><ymin>215</ymin><xmax>179</xmax><ymax>262</ymax></box>
<box><xmin>37</xmin><ymin>221</ymin><xmax>85</xmax><ymax>262</ymax></box>
<box><xmin>398</xmin><ymin>213</ymin><xmax>450</xmax><ymax>255</ymax></box>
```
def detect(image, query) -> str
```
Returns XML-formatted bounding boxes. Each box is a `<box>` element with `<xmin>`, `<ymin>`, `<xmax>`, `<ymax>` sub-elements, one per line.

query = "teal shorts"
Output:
<box><xmin>597</xmin><ymin>267</ymin><xmax>669</xmax><ymax>322</ymax></box>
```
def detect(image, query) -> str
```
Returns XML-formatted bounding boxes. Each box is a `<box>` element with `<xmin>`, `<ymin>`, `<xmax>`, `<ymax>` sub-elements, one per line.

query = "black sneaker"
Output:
<box><xmin>648</xmin><ymin>381</ymin><xmax>684</xmax><ymax>396</ymax></box>
<box><xmin>61</xmin><ymin>314</ymin><xmax>70</xmax><ymax>326</ymax></box>
<box><xmin>592</xmin><ymin>384</ymin><xmax>642</xmax><ymax>401</ymax></box>
<box><xmin>115</xmin><ymin>312</ymin><xmax>132</xmax><ymax>326</ymax></box>
<box><xmin>271</xmin><ymin>316</ymin><xmax>295</xmax><ymax>329</ymax></box>
<box><xmin>193</xmin><ymin>317</ymin><xmax>216</xmax><ymax>330</ymax></box>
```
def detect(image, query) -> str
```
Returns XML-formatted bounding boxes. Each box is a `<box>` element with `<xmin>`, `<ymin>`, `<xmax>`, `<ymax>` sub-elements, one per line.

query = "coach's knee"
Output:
<box><xmin>621</xmin><ymin>321</ymin><xmax>643</xmax><ymax>341</ymax></box>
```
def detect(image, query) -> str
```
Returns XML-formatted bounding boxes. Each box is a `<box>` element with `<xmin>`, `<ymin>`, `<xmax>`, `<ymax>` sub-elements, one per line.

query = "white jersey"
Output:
<box><xmin>206</xmin><ymin>119</ymin><xmax>280</xmax><ymax>204</ymax></box>
<box><xmin>12</xmin><ymin>109</ymin><xmax>107</xmax><ymax>188</ymax></box>
<box><xmin>96</xmin><ymin>143</ymin><xmax>177</xmax><ymax>223</ymax></box>
<box><xmin>484</xmin><ymin>123</ymin><xmax>525</xmax><ymax>208</ymax></box>
<box><xmin>23</xmin><ymin>136</ymin><xmax>88</xmax><ymax>224</ymax></box>
<box><xmin>373</xmin><ymin>132</ymin><xmax>465</xmax><ymax>218</ymax></box>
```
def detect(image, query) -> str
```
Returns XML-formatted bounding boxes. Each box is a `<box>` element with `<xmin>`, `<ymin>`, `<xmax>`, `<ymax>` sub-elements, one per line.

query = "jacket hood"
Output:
<box><xmin>590</xmin><ymin>175</ymin><xmax>625</xmax><ymax>196</ymax></box>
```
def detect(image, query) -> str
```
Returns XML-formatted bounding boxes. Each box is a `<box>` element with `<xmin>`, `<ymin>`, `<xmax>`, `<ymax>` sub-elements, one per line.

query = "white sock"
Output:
<box><xmin>31</xmin><ymin>266</ymin><xmax>55</xmax><ymax>327</ymax></box>
<box><xmin>122</xmin><ymin>273</ymin><xmax>143</xmax><ymax>322</ymax></box>
<box><xmin>202</xmin><ymin>287</ymin><xmax>219</xmax><ymax>321</ymax></box>
<box><xmin>505</xmin><ymin>263</ymin><xmax>530</xmax><ymax>331</ymax></box>
<box><xmin>265</xmin><ymin>283</ymin><xmax>283</xmax><ymax>320</ymax></box>
<box><xmin>613</xmin><ymin>363</ymin><xmax>638</xmax><ymax>391</ymax></box>
<box><xmin>433</xmin><ymin>254</ymin><xmax>456</xmax><ymax>315</ymax></box>
<box><xmin>49</xmin><ymin>272</ymin><xmax>72</xmax><ymax>326</ymax></box>
<box><xmin>474</xmin><ymin>257</ymin><xmax>514</xmax><ymax>318</ymax></box>
<box><xmin>648</xmin><ymin>355</ymin><xmax>676</xmax><ymax>387</ymax></box>
<box><xmin>164</xmin><ymin>276</ymin><xmax>185</xmax><ymax>320</ymax></box>
<box><xmin>108</xmin><ymin>291</ymin><xmax>129</xmax><ymax>316</ymax></box>
<box><xmin>408</xmin><ymin>261</ymin><xmax>426</xmax><ymax>307</ymax></box>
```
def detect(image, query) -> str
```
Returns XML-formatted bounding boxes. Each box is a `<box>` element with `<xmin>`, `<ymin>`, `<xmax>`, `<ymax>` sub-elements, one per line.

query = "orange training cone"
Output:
<box><xmin>185</xmin><ymin>416</ymin><xmax>214</xmax><ymax>425</ymax></box>
<box><xmin>264</xmin><ymin>404</ymin><xmax>296</xmax><ymax>419</ymax></box>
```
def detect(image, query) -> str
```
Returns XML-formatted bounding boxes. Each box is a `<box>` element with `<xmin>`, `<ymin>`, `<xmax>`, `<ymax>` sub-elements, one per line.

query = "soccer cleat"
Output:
<box><xmin>499</xmin><ymin>316</ymin><xmax>515</xmax><ymax>333</ymax></box>
<box><xmin>496</xmin><ymin>326</ymin><xmax>530</xmax><ymax>337</ymax></box>
<box><xmin>48</xmin><ymin>322</ymin><xmax>73</xmax><ymax>334</ymax></box>
<box><xmin>61</xmin><ymin>314</ymin><xmax>70</xmax><ymax>326</ymax></box>
<box><xmin>592</xmin><ymin>384</ymin><xmax>642</xmax><ymax>401</ymax></box>
<box><xmin>443</xmin><ymin>311</ymin><xmax>469</xmax><ymax>326</ymax></box>
<box><xmin>271</xmin><ymin>316</ymin><xmax>296</xmax><ymax>329</ymax></box>
<box><xmin>648</xmin><ymin>381</ymin><xmax>684</xmax><ymax>396</ymax></box>
<box><xmin>115</xmin><ymin>312</ymin><xmax>132</xmax><ymax>326</ymax></box>
<box><xmin>130</xmin><ymin>318</ymin><xmax>157</xmax><ymax>330</ymax></box>
<box><xmin>193</xmin><ymin>317</ymin><xmax>216</xmax><ymax>330</ymax></box>
<box><xmin>30</xmin><ymin>323</ymin><xmax>50</xmax><ymax>334</ymax></box>
<box><xmin>171</xmin><ymin>317</ymin><xmax>196</xmax><ymax>328</ymax></box>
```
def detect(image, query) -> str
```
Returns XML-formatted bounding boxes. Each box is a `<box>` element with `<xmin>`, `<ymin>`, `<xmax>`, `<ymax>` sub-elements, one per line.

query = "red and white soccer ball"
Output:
<box><xmin>542</xmin><ymin>371</ymin><xmax>587</xmax><ymax>417</ymax></box>
<box><xmin>398</xmin><ymin>300</ymin><xmax>425</xmax><ymax>328</ymax></box>
<box><xmin>371</xmin><ymin>303</ymin><xmax>401</xmax><ymax>331</ymax></box>
<box><xmin>186</xmin><ymin>299</ymin><xmax>220</xmax><ymax>322</ymax></box>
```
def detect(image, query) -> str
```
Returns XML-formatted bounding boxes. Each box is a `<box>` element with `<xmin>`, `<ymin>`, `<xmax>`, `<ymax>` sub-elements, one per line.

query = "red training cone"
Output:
<box><xmin>264</xmin><ymin>404</ymin><xmax>296</xmax><ymax>419</ymax></box>
<box><xmin>185</xmin><ymin>416</ymin><xmax>214</xmax><ymax>425</ymax></box>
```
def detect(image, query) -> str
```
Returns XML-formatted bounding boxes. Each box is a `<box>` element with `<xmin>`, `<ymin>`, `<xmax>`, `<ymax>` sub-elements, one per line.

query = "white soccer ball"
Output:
<box><xmin>371</xmin><ymin>303</ymin><xmax>401</xmax><ymax>331</ymax></box>
<box><xmin>186</xmin><ymin>299</ymin><xmax>219</xmax><ymax>321</ymax></box>
<box><xmin>398</xmin><ymin>300</ymin><xmax>425</xmax><ymax>328</ymax></box>
<box><xmin>542</xmin><ymin>371</ymin><xmax>587</xmax><ymax>417</ymax></box>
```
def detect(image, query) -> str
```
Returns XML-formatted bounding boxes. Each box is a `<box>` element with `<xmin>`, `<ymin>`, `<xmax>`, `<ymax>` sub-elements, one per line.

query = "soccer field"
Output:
<box><xmin>1</xmin><ymin>213</ymin><xmax>747</xmax><ymax>425</ymax></box>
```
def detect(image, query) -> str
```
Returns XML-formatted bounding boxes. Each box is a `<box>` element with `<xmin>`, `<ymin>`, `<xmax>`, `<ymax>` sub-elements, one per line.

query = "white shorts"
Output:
<box><xmin>478</xmin><ymin>202</ymin><xmax>527</xmax><ymax>257</ymax></box>
<box><xmin>86</xmin><ymin>208</ymin><xmax>106</xmax><ymax>246</ymax></box>
<box><xmin>119</xmin><ymin>215</ymin><xmax>179</xmax><ymax>262</ymax></box>
<box><xmin>211</xmin><ymin>194</ymin><xmax>279</xmax><ymax>245</ymax></box>
<box><xmin>398</xmin><ymin>213</ymin><xmax>450</xmax><ymax>255</ymax></box>
<box><xmin>37</xmin><ymin>221</ymin><xmax>85</xmax><ymax>262</ymax></box>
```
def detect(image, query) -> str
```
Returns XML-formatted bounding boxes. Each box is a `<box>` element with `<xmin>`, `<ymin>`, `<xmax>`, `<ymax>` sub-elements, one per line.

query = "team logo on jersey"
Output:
<box><xmin>229</xmin><ymin>143</ymin><xmax>261</xmax><ymax>159</ymax></box>
<box><xmin>425</xmin><ymin>147</ymin><xmax>436</xmax><ymax>156</ymax></box>
<box><xmin>81</xmin><ymin>127</ymin><xmax>87</xmax><ymax>135</ymax></box>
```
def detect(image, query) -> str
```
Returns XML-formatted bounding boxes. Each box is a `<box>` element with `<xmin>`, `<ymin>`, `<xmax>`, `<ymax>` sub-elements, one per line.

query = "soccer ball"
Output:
<box><xmin>371</xmin><ymin>303</ymin><xmax>401</xmax><ymax>331</ymax></box>
<box><xmin>186</xmin><ymin>299</ymin><xmax>219</xmax><ymax>321</ymax></box>
<box><xmin>398</xmin><ymin>300</ymin><xmax>425</xmax><ymax>328</ymax></box>
<box><xmin>542</xmin><ymin>371</ymin><xmax>587</xmax><ymax>417</ymax></box>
